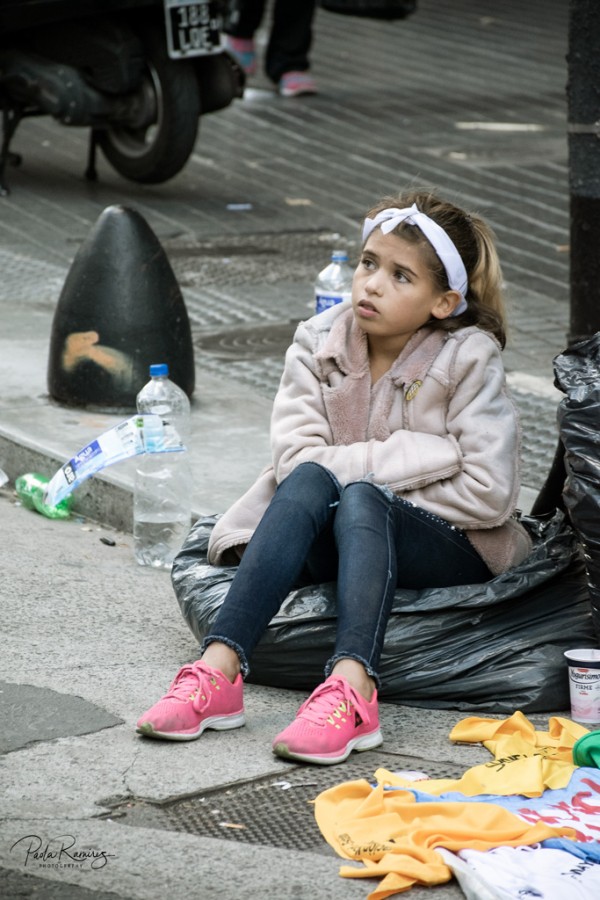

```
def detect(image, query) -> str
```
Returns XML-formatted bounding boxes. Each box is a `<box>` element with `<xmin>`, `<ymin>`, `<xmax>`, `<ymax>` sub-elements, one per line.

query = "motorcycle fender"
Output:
<box><xmin>193</xmin><ymin>52</ymin><xmax>245</xmax><ymax>114</ymax></box>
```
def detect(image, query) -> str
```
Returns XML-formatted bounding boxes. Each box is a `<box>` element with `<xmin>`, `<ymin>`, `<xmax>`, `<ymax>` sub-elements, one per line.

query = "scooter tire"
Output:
<box><xmin>97</xmin><ymin>27</ymin><xmax>200</xmax><ymax>184</ymax></box>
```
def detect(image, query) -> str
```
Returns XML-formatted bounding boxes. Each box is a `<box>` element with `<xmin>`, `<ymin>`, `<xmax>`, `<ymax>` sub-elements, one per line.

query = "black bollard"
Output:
<box><xmin>47</xmin><ymin>204</ymin><xmax>195</xmax><ymax>412</ymax></box>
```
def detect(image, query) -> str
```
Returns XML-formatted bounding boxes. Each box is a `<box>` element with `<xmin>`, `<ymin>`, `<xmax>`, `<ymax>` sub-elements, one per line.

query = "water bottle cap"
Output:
<box><xmin>149</xmin><ymin>363</ymin><xmax>169</xmax><ymax>377</ymax></box>
<box><xmin>331</xmin><ymin>250</ymin><xmax>349</xmax><ymax>262</ymax></box>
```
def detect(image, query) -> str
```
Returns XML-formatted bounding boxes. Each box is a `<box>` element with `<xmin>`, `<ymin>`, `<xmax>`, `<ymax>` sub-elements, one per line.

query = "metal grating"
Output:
<box><xmin>163</xmin><ymin>230</ymin><xmax>357</xmax><ymax>292</ymax></box>
<box><xmin>195</xmin><ymin>321</ymin><xmax>297</xmax><ymax>361</ymax></box>
<box><xmin>107</xmin><ymin>752</ymin><xmax>465</xmax><ymax>854</ymax></box>
<box><xmin>511</xmin><ymin>387</ymin><xmax>560</xmax><ymax>492</ymax></box>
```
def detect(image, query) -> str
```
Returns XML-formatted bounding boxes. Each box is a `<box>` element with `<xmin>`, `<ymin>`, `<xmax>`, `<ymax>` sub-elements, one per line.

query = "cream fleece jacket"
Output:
<box><xmin>208</xmin><ymin>304</ymin><xmax>532</xmax><ymax>575</ymax></box>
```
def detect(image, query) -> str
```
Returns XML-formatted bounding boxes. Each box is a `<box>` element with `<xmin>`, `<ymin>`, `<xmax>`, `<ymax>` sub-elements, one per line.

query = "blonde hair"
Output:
<box><xmin>363</xmin><ymin>189</ymin><xmax>507</xmax><ymax>347</ymax></box>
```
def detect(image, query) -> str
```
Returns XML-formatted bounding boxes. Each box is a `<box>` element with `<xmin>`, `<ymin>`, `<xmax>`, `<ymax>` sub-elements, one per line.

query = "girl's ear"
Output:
<box><xmin>431</xmin><ymin>290</ymin><xmax>463</xmax><ymax>320</ymax></box>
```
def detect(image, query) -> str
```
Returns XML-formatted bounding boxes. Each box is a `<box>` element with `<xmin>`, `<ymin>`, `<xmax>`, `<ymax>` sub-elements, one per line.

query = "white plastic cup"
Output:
<box><xmin>564</xmin><ymin>648</ymin><xmax>600</xmax><ymax>724</ymax></box>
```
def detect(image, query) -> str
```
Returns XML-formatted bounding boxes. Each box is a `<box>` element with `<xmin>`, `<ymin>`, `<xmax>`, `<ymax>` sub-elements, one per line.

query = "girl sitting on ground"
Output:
<box><xmin>137</xmin><ymin>188</ymin><xmax>531</xmax><ymax>765</ymax></box>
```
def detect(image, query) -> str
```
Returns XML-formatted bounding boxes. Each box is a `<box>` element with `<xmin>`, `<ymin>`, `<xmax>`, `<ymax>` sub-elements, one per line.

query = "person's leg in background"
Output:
<box><xmin>222</xmin><ymin>0</ymin><xmax>267</xmax><ymax>76</ymax></box>
<box><xmin>223</xmin><ymin>0</ymin><xmax>318</xmax><ymax>95</ymax></box>
<box><xmin>266</xmin><ymin>0</ymin><xmax>318</xmax><ymax>96</ymax></box>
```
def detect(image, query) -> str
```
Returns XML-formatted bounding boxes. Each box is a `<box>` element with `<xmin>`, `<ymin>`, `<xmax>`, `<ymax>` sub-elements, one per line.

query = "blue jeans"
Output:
<box><xmin>225</xmin><ymin>0</ymin><xmax>317</xmax><ymax>83</ymax></box>
<box><xmin>204</xmin><ymin>462</ymin><xmax>492</xmax><ymax>685</ymax></box>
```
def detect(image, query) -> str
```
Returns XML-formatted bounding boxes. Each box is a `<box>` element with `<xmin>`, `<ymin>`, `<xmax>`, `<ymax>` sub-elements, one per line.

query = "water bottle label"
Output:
<box><xmin>44</xmin><ymin>414</ymin><xmax>185</xmax><ymax>508</ymax></box>
<box><xmin>315</xmin><ymin>292</ymin><xmax>346</xmax><ymax>315</ymax></box>
<box><xmin>64</xmin><ymin>440</ymin><xmax>102</xmax><ymax>484</ymax></box>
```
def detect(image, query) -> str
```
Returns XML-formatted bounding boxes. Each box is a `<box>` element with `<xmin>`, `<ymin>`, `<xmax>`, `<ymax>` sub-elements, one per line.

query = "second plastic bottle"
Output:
<box><xmin>314</xmin><ymin>250</ymin><xmax>354</xmax><ymax>315</ymax></box>
<box><xmin>134</xmin><ymin>363</ymin><xmax>192</xmax><ymax>569</ymax></box>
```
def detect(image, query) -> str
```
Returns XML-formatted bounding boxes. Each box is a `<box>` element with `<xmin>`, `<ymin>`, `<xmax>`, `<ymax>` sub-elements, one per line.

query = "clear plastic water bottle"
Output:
<box><xmin>314</xmin><ymin>250</ymin><xmax>354</xmax><ymax>315</ymax></box>
<box><xmin>134</xmin><ymin>363</ymin><xmax>192</xmax><ymax>569</ymax></box>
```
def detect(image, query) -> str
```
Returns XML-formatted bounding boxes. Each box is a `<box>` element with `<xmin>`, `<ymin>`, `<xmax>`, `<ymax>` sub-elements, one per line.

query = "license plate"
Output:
<box><xmin>163</xmin><ymin>0</ymin><xmax>221</xmax><ymax>59</ymax></box>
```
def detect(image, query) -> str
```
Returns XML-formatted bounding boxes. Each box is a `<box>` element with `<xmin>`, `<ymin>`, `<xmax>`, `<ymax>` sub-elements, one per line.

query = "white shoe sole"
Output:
<box><xmin>137</xmin><ymin>711</ymin><xmax>246</xmax><ymax>741</ymax></box>
<box><xmin>273</xmin><ymin>727</ymin><xmax>383</xmax><ymax>765</ymax></box>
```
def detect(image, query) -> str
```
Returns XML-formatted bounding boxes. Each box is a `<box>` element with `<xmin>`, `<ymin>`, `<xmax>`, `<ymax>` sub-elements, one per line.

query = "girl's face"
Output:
<box><xmin>352</xmin><ymin>229</ymin><xmax>460</xmax><ymax>353</ymax></box>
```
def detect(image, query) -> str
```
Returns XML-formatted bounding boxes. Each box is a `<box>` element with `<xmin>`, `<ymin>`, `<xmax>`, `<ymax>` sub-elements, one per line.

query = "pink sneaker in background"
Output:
<box><xmin>222</xmin><ymin>36</ymin><xmax>257</xmax><ymax>76</ymax></box>
<box><xmin>272</xmin><ymin>675</ymin><xmax>382</xmax><ymax>764</ymax></box>
<box><xmin>137</xmin><ymin>661</ymin><xmax>245</xmax><ymax>741</ymax></box>
<box><xmin>278</xmin><ymin>71</ymin><xmax>318</xmax><ymax>98</ymax></box>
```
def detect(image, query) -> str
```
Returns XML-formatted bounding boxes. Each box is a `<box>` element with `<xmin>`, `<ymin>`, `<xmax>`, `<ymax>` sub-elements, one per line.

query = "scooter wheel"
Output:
<box><xmin>97</xmin><ymin>27</ymin><xmax>200</xmax><ymax>184</ymax></box>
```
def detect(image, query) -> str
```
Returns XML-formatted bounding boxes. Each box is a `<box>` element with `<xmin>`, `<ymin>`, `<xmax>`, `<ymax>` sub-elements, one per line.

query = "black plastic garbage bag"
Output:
<box><xmin>555</xmin><ymin>333</ymin><xmax>600</xmax><ymax>641</ymax></box>
<box><xmin>172</xmin><ymin>510</ymin><xmax>594</xmax><ymax>713</ymax></box>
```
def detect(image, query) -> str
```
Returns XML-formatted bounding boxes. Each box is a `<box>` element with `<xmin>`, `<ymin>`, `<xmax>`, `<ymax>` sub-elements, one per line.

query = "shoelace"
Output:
<box><xmin>165</xmin><ymin>661</ymin><xmax>218</xmax><ymax>706</ymax></box>
<box><xmin>297</xmin><ymin>677</ymin><xmax>369</xmax><ymax>728</ymax></box>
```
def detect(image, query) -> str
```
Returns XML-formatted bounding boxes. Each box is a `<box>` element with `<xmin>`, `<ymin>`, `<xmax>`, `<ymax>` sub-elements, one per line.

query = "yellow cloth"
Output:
<box><xmin>313</xmin><ymin>713</ymin><xmax>588</xmax><ymax>899</ymax></box>
<box><xmin>378</xmin><ymin>712</ymin><xmax>589</xmax><ymax>798</ymax></box>
<box><xmin>314</xmin><ymin>780</ymin><xmax>577</xmax><ymax>898</ymax></box>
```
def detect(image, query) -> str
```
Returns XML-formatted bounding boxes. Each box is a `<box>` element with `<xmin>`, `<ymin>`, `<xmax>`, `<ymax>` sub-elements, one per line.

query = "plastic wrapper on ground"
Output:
<box><xmin>555</xmin><ymin>333</ymin><xmax>600</xmax><ymax>641</ymax></box>
<box><xmin>172</xmin><ymin>511</ymin><xmax>595</xmax><ymax>713</ymax></box>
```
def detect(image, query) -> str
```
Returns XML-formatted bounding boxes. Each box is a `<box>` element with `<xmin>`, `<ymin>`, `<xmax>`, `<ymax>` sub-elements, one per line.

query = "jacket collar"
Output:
<box><xmin>314</xmin><ymin>307</ymin><xmax>447</xmax><ymax>385</ymax></box>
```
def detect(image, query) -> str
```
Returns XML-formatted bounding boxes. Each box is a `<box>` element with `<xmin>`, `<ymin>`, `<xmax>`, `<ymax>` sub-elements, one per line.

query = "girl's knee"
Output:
<box><xmin>275</xmin><ymin>462</ymin><xmax>341</xmax><ymax>513</ymax></box>
<box><xmin>341</xmin><ymin>479</ymin><xmax>385</xmax><ymax>506</ymax></box>
<box><xmin>283</xmin><ymin>461</ymin><xmax>340</xmax><ymax>491</ymax></box>
<box><xmin>336</xmin><ymin>479</ymin><xmax>389</xmax><ymax>525</ymax></box>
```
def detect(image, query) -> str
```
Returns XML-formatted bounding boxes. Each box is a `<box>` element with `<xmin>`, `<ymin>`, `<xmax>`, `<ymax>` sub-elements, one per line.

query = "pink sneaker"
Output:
<box><xmin>222</xmin><ymin>36</ymin><xmax>257</xmax><ymax>76</ymax></box>
<box><xmin>136</xmin><ymin>661</ymin><xmax>245</xmax><ymax>741</ymax></box>
<box><xmin>272</xmin><ymin>675</ymin><xmax>382</xmax><ymax>764</ymax></box>
<box><xmin>278</xmin><ymin>71</ymin><xmax>318</xmax><ymax>98</ymax></box>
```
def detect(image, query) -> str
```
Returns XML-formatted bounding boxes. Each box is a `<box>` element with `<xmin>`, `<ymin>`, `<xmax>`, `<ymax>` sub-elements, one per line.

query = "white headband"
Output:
<box><xmin>362</xmin><ymin>204</ymin><xmax>468</xmax><ymax>316</ymax></box>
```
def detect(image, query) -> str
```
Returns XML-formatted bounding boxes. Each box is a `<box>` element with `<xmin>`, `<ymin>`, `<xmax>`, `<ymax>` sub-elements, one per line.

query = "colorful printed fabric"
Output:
<box><xmin>313</xmin><ymin>712</ymin><xmax>591</xmax><ymax>898</ymax></box>
<box><xmin>437</xmin><ymin>845</ymin><xmax>600</xmax><ymax>900</ymax></box>
<box><xmin>313</xmin><ymin>780</ymin><xmax>577</xmax><ymax>898</ymax></box>
<box><xmin>404</xmin><ymin>766</ymin><xmax>600</xmax><ymax>852</ymax></box>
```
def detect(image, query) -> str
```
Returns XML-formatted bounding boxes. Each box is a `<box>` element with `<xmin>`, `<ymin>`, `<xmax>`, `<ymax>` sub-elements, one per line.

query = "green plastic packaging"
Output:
<box><xmin>15</xmin><ymin>473</ymin><xmax>73</xmax><ymax>520</ymax></box>
<box><xmin>573</xmin><ymin>730</ymin><xmax>600</xmax><ymax>768</ymax></box>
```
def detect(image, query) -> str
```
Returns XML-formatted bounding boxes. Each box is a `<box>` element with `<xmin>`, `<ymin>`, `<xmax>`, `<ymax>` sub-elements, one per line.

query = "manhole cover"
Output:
<box><xmin>106</xmin><ymin>752</ymin><xmax>465</xmax><ymax>854</ymax></box>
<box><xmin>195</xmin><ymin>321</ymin><xmax>297</xmax><ymax>361</ymax></box>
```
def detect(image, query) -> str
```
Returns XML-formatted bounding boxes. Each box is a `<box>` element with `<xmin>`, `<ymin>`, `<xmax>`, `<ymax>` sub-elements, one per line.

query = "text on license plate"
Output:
<box><xmin>163</xmin><ymin>0</ymin><xmax>221</xmax><ymax>58</ymax></box>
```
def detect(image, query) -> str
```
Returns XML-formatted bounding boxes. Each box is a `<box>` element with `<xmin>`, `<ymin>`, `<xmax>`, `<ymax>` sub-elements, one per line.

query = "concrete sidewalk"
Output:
<box><xmin>0</xmin><ymin>1</ymin><xmax>578</xmax><ymax>898</ymax></box>
<box><xmin>1</xmin><ymin>487</ymin><xmax>508</xmax><ymax>899</ymax></box>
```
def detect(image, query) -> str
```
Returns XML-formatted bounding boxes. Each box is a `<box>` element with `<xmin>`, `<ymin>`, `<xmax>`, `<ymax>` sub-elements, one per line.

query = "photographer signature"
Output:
<box><xmin>10</xmin><ymin>833</ymin><xmax>115</xmax><ymax>870</ymax></box>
